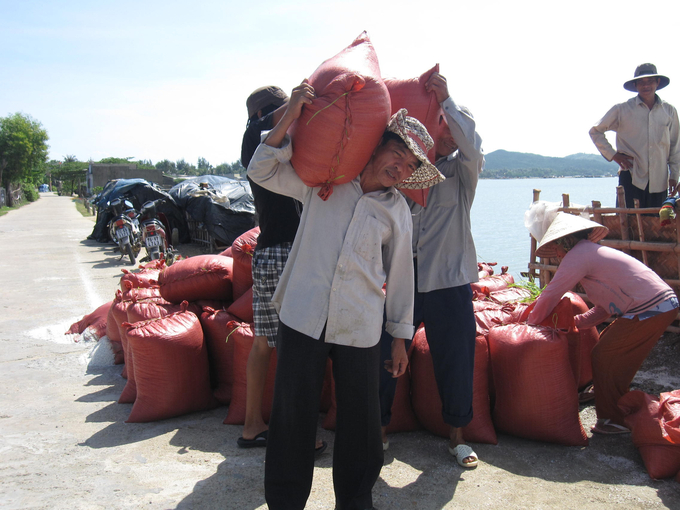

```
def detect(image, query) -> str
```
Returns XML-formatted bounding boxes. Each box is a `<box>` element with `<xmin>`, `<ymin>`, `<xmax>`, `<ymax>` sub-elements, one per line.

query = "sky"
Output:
<box><xmin>2</xmin><ymin>0</ymin><xmax>680</xmax><ymax>167</ymax></box>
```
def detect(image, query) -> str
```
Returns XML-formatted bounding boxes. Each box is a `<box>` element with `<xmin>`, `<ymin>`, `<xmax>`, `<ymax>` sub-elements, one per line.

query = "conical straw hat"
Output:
<box><xmin>536</xmin><ymin>212</ymin><xmax>609</xmax><ymax>258</ymax></box>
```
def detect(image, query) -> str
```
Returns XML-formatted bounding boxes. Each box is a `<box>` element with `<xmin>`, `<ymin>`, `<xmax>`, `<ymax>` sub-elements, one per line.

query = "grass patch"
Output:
<box><xmin>73</xmin><ymin>197</ymin><xmax>95</xmax><ymax>217</ymax></box>
<box><xmin>0</xmin><ymin>202</ymin><xmax>26</xmax><ymax>217</ymax></box>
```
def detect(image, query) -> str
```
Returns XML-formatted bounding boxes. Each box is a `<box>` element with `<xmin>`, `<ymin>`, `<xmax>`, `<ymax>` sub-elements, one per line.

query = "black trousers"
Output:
<box><xmin>264</xmin><ymin>322</ymin><xmax>383</xmax><ymax>510</ymax></box>
<box><xmin>379</xmin><ymin>282</ymin><xmax>476</xmax><ymax>429</ymax></box>
<box><xmin>618</xmin><ymin>169</ymin><xmax>667</xmax><ymax>208</ymax></box>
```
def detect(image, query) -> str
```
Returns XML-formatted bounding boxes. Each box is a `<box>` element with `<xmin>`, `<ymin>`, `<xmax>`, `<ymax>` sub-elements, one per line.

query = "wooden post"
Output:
<box><xmin>531</xmin><ymin>189</ymin><xmax>542</xmax><ymax>284</ymax></box>
<box><xmin>633</xmin><ymin>198</ymin><xmax>648</xmax><ymax>266</ymax></box>
<box><xmin>616</xmin><ymin>186</ymin><xmax>630</xmax><ymax>254</ymax></box>
<box><xmin>592</xmin><ymin>201</ymin><xmax>602</xmax><ymax>224</ymax></box>
<box><xmin>562</xmin><ymin>193</ymin><xmax>570</xmax><ymax>209</ymax></box>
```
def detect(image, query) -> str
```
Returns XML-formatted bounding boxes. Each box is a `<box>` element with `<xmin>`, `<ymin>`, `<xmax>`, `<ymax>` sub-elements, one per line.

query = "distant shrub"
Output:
<box><xmin>21</xmin><ymin>182</ymin><xmax>39</xmax><ymax>202</ymax></box>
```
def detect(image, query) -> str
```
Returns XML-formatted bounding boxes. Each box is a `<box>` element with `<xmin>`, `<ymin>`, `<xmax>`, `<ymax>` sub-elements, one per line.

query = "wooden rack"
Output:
<box><xmin>526</xmin><ymin>186</ymin><xmax>680</xmax><ymax>333</ymax></box>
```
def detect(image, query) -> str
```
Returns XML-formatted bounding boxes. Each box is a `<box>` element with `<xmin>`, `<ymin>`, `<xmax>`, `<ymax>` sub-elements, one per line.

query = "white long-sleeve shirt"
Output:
<box><xmin>589</xmin><ymin>95</ymin><xmax>680</xmax><ymax>193</ymax></box>
<box><xmin>247</xmin><ymin>136</ymin><xmax>415</xmax><ymax>347</ymax></box>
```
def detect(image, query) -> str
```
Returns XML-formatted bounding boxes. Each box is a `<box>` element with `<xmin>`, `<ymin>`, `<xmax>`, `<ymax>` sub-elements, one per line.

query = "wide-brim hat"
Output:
<box><xmin>624</xmin><ymin>63</ymin><xmax>670</xmax><ymax>92</ymax></box>
<box><xmin>387</xmin><ymin>109</ymin><xmax>445</xmax><ymax>190</ymax></box>
<box><xmin>246</xmin><ymin>86</ymin><xmax>289</xmax><ymax>119</ymax></box>
<box><xmin>535</xmin><ymin>212</ymin><xmax>609</xmax><ymax>258</ymax></box>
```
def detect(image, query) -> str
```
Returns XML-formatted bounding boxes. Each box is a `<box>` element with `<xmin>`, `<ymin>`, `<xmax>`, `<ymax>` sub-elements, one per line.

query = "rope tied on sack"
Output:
<box><xmin>305</xmin><ymin>88</ymin><xmax>355</xmax><ymax>201</ymax></box>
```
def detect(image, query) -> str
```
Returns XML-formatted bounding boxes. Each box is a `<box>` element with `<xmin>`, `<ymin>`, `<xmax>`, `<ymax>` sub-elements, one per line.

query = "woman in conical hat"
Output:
<box><xmin>528</xmin><ymin>212</ymin><xmax>678</xmax><ymax>435</ymax></box>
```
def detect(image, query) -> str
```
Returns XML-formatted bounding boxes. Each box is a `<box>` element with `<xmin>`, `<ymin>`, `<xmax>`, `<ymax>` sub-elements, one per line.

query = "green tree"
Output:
<box><xmin>156</xmin><ymin>159</ymin><xmax>177</xmax><ymax>174</ymax></box>
<box><xmin>198</xmin><ymin>157</ymin><xmax>213</xmax><ymax>174</ymax></box>
<box><xmin>0</xmin><ymin>113</ymin><xmax>49</xmax><ymax>205</ymax></box>
<box><xmin>53</xmin><ymin>155</ymin><xmax>88</xmax><ymax>196</ymax></box>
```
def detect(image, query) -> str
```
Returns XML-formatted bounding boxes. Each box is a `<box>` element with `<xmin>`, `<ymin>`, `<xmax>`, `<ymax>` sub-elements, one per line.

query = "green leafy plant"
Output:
<box><xmin>508</xmin><ymin>276</ymin><xmax>544</xmax><ymax>303</ymax></box>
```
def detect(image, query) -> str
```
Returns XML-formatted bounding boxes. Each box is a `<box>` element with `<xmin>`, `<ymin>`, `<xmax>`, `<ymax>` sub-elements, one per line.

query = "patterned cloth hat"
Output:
<box><xmin>536</xmin><ymin>212</ymin><xmax>609</xmax><ymax>258</ymax></box>
<box><xmin>623</xmin><ymin>63</ymin><xmax>670</xmax><ymax>92</ymax></box>
<box><xmin>246</xmin><ymin>86</ymin><xmax>289</xmax><ymax>119</ymax></box>
<box><xmin>387</xmin><ymin>109</ymin><xmax>445</xmax><ymax>190</ymax></box>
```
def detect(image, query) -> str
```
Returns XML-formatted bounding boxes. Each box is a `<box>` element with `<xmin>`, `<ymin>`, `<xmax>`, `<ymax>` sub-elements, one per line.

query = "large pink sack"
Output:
<box><xmin>199</xmin><ymin>307</ymin><xmax>239</xmax><ymax>405</ymax></box>
<box><xmin>385</xmin><ymin>64</ymin><xmax>441</xmax><ymax>207</ymax></box>
<box><xmin>410</xmin><ymin>328</ymin><xmax>497</xmax><ymax>445</ymax></box>
<box><xmin>488</xmin><ymin>323</ymin><xmax>588</xmax><ymax>446</ymax></box>
<box><xmin>620</xmin><ymin>390</ymin><xmax>680</xmax><ymax>479</ymax></box>
<box><xmin>231</xmin><ymin>227</ymin><xmax>259</xmax><ymax>300</ymax></box>
<box><xmin>158</xmin><ymin>254</ymin><xmax>234</xmax><ymax>303</ymax></box>
<box><xmin>125</xmin><ymin>304</ymin><xmax>218</xmax><ymax>423</ymax></box>
<box><xmin>223</xmin><ymin>321</ymin><xmax>277</xmax><ymax>425</ymax></box>
<box><xmin>289</xmin><ymin>32</ymin><xmax>391</xmax><ymax>200</ymax></box>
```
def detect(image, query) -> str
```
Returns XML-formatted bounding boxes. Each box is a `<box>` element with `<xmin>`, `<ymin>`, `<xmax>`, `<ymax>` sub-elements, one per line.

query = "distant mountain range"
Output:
<box><xmin>481</xmin><ymin>150</ymin><xmax>619</xmax><ymax>178</ymax></box>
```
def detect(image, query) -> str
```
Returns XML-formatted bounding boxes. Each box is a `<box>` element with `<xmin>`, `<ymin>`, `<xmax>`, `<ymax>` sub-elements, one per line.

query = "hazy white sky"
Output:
<box><xmin>2</xmin><ymin>0</ymin><xmax>680</xmax><ymax>166</ymax></box>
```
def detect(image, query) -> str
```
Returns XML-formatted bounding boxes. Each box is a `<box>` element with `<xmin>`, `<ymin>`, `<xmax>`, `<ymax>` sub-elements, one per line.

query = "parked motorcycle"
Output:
<box><xmin>139</xmin><ymin>199</ymin><xmax>178</xmax><ymax>264</ymax></box>
<box><xmin>107</xmin><ymin>198</ymin><xmax>142</xmax><ymax>265</ymax></box>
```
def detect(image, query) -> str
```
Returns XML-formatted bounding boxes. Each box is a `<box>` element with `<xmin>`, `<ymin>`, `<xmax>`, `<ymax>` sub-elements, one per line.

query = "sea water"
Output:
<box><xmin>470</xmin><ymin>176</ymin><xmax>618</xmax><ymax>280</ymax></box>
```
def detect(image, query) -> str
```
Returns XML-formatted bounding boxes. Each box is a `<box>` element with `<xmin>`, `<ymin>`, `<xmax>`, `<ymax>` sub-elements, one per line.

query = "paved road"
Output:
<box><xmin>2</xmin><ymin>193</ymin><xmax>680</xmax><ymax>509</ymax></box>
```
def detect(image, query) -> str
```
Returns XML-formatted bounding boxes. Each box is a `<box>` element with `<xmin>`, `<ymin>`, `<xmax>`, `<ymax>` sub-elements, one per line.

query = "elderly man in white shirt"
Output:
<box><xmin>247</xmin><ymin>80</ymin><xmax>444</xmax><ymax>510</ymax></box>
<box><xmin>589</xmin><ymin>63</ymin><xmax>680</xmax><ymax>208</ymax></box>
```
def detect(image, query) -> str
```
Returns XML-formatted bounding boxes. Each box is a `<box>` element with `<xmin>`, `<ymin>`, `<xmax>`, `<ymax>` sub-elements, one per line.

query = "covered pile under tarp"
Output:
<box><xmin>88</xmin><ymin>179</ymin><xmax>189</xmax><ymax>243</ymax></box>
<box><xmin>169</xmin><ymin>175</ymin><xmax>256</xmax><ymax>247</ymax></box>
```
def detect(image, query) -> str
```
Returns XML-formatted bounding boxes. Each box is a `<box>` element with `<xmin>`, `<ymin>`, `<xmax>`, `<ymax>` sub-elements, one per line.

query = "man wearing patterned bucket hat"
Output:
<box><xmin>247</xmin><ymin>80</ymin><xmax>443</xmax><ymax>510</ymax></box>
<box><xmin>528</xmin><ymin>212</ymin><xmax>678</xmax><ymax>435</ymax></box>
<box><xmin>589</xmin><ymin>63</ymin><xmax>680</xmax><ymax>208</ymax></box>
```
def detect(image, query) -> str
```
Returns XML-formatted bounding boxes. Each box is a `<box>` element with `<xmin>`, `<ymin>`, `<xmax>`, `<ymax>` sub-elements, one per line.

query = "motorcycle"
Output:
<box><xmin>139</xmin><ymin>199</ymin><xmax>178</xmax><ymax>264</ymax></box>
<box><xmin>107</xmin><ymin>198</ymin><xmax>142</xmax><ymax>265</ymax></box>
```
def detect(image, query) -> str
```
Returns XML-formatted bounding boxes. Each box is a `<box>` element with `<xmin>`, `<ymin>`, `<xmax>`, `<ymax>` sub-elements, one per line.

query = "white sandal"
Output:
<box><xmin>449</xmin><ymin>444</ymin><xmax>479</xmax><ymax>468</ymax></box>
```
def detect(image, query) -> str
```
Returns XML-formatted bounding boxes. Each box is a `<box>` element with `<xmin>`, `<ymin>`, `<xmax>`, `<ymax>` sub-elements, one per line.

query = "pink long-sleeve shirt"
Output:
<box><xmin>528</xmin><ymin>240</ymin><xmax>676</xmax><ymax>327</ymax></box>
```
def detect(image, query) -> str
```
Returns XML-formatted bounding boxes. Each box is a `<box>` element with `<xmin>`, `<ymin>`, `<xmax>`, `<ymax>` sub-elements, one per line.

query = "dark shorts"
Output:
<box><xmin>252</xmin><ymin>243</ymin><xmax>292</xmax><ymax>346</ymax></box>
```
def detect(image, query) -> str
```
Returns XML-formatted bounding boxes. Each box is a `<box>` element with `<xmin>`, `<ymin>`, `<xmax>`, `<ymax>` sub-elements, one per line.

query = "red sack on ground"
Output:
<box><xmin>289</xmin><ymin>32</ymin><xmax>391</xmax><ymax>200</ymax></box>
<box><xmin>489</xmin><ymin>323</ymin><xmax>588</xmax><ymax>446</ymax></box>
<box><xmin>219</xmin><ymin>246</ymin><xmax>232</xmax><ymax>258</ymax></box>
<box><xmin>474</xmin><ymin>301</ymin><xmax>526</xmax><ymax>336</ymax></box>
<box><xmin>231</xmin><ymin>227</ymin><xmax>259</xmax><ymax>301</ymax></box>
<box><xmin>66</xmin><ymin>301</ymin><xmax>111</xmax><ymax>340</ymax></box>
<box><xmin>523</xmin><ymin>293</ymin><xmax>599</xmax><ymax>390</ymax></box>
<box><xmin>125</xmin><ymin>304</ymin><xmax>218</xmax><ymax>423</ymax></box>
<box><xmin>226</xmin><ymin>286</ymin><xmax>253</xmax><ymax>323</ymax></box>
<box><xmin>488</xmin><ymin>287</ymin><xmax>532</xmax><ymax>304</ymax></box>
<box><xmin>563</xmin><ymin>292</ymin><xmax>599</xmax><ymax>390</ymax></box>
<box><xmin>119</xmin><ymin>263</ymin><xmax>163</xmax><ymax>291</ymax></box>
<box><xmin>223</xmin><ymin>322</ymin><xmax>278</xmax><ymax>425</ymax></box>
<box><xmin>660</xmin><ymin>390</ymin><xmax>680</xmax><ymax>445</ymax></box>
<box><xmin>322</xmin><ymin>344</ymin><xmax>421</xmax><ymax>434</ymax></box>
<box><xmin>158</xmin><ymin>254</ymin><xmax>234</xmax><ymax>303</ymax></box>
<box><xmin>410</xmin><ymin>328</ymin><xmax>497</xmax><ymax>445</ymax></box>
<box><xmin>114</xmin><ymin>287</ymin><xmax>167</xmax><ymax>378</ymax></box>
<box><xmin>199</xmin><ymin>307</ymin><xmax>238</xmax><ymax>405</ymax></box>
<box><xmin>120</xmin><ymin>300</ymin><xmax>200</xmax><ymax>404</ymax></box>
<box><xmin>385</xmin><ymin>64</ymin><xmax>441</xmax><ymax>207</ymax></box>
<box><xmin>620</xmin><ymin>390</ymin><xmax>680</xmax><ymax>479</ymax></box>
<box><xmin>471</xmin><ymin>274</ymin><xmax>514</xmax><ymax>295</ymax></box>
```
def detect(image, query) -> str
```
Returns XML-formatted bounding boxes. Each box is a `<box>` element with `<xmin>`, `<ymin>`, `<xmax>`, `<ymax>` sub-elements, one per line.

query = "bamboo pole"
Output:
<box><xmin>616</xmin><ymin>186</ymin><xmax>630</xmax><ymax>254</ymax></box>
<box><xmin>633</xmin><ymin>198</ymin><xmax>649</xmax><ymax>266</ymax></box>
<box><xmin>592</xmin><ymin>201</ymin><xmax>602</xmax><ymax>224</ymax></box>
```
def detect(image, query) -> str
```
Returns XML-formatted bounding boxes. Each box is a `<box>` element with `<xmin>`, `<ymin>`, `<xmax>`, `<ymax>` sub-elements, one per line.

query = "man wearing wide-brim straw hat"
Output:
<box><xmin>528</xmin><ymin>212</ymin><xmax>679</xmax><ymax>435</ymax></box>
<box><xmin>589</xmin><ymin>63</ymin><xmax>680</xmax><ymax>209</ymax></box>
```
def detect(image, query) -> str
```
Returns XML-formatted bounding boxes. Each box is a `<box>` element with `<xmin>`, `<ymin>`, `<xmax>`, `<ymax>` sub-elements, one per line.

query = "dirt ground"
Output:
<box><xmin>2</xmin><ymin>194</ymin><xmax>680</xmax><ymax>510</ymax></box>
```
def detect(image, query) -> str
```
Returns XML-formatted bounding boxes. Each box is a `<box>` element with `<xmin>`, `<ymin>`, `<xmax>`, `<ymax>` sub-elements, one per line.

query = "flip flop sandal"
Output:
<box><xmin>236</xmin><ymin>430</ymin><xmax>268</xmax><ymax>448</ymax></box>
<box><xmin>591</xmin><ymin>419</ymin><xmax>630</xmax><ymax>435</ymax></box>
<box><xmin>449</xmin><ymin>444</ymin><xmax>479</xmax><ymax>468</ymax></box>
<box><xmin>315</xmin><ymin>440</ymin><xmax>328</xmax><ymax>458</ymax></box>
<box><xmin>579</xmin><ymin>384</ymin><xmax>595</xmax><ymax>404</ymax></box>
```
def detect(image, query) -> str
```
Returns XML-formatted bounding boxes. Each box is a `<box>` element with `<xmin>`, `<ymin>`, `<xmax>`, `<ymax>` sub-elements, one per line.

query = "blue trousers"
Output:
<box><xmin>379</xmin><ymin>282</ymin><xmax>476</xmax><ymax>429</ymax></box>
<box><xmin>265</xmin><ymin>322</ymin><xmax>382</xmax><ymax>510</ymax></box>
